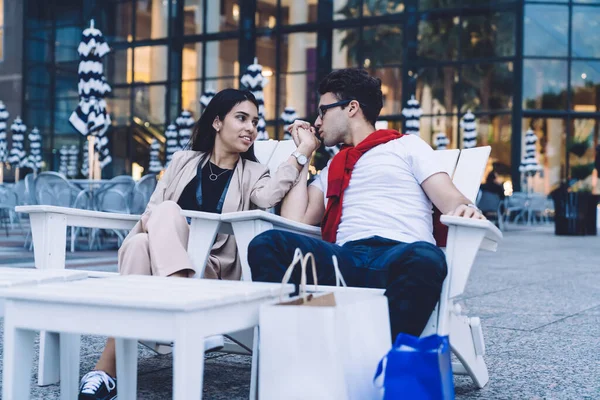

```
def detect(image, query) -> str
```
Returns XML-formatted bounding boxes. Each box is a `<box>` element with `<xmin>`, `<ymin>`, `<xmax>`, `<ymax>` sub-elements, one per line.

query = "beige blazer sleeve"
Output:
<box><xmin>140</xmin><ymin>151</ymin><xmax>182</xmax><ymax>226</ymax></box>
<box><xmin>250</xmin><ymin>162</ymin><xmax>300</xmax><ymax>209</ymax></box>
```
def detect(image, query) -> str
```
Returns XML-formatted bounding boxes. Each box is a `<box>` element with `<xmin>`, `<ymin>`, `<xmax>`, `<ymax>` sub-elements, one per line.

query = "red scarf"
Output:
<box><xmin>320</xmin><ymin>129</ymin><xmax>448</xmax><ymax>247</ymax></box>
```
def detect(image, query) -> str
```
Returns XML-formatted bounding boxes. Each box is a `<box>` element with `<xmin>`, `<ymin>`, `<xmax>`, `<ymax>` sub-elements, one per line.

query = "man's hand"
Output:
<box><xmin>291</xmin><ymin>120</ymin><xmax>320</xmax><ymax>154</ymax></box>
<box><xmin>447</xmin><ymin>204</ymin><xmax>486</xmax><ymax>220</ymax></box>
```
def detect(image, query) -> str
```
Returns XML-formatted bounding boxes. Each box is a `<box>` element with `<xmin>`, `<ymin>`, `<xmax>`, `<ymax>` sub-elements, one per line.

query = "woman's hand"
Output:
<box><xmin>291</xmin><ymin>120</ymin><xmax>320</xmax><ymax>155</ymax></box>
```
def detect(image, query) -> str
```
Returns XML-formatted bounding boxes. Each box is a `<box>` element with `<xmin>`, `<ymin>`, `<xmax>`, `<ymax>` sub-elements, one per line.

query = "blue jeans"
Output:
<box><xmin>248</xmin><ymin>230</ymin><xmax>447</xmax><ymax>338</ymax></box>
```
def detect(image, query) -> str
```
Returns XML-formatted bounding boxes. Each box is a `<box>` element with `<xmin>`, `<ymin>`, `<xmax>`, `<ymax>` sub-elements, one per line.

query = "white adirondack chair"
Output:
<box><xmin>219</xmin><ymin>146</ymin><xmax>502</xmax><ymax>389</ymax></box>
<box><xmin>13</xmin><ymin>141</ymin><xmax>296</xmax><ymax>386</ymax></box>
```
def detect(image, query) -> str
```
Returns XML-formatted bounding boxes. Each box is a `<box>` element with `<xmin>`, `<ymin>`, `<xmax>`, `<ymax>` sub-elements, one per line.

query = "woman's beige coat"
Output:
<box><xmin>120</xmin><ymin>150</ymin><xmax>300</xmax><ymax>280</ymax></box>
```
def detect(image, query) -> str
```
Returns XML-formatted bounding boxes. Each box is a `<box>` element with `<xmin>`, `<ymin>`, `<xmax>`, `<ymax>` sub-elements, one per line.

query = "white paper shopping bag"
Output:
<box><xmin>259</xmin><ymin>249</ymin><xmax>391</xmax><ymax>400</ymax></box>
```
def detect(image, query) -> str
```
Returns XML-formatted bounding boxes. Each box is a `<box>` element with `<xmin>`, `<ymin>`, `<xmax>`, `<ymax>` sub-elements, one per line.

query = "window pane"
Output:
<box><xmin>207</xmin><ymin>0</ymin><xmax>239</xmax><ymax>33</ymax></box>
<box><xmin>523</xmin><ymin>118</ymin><xmax>566</xmax><ymax>194</ymax></box>
<box><xmin>417</xmin><ymin>67</ymin><xmax>459</xmax><ymax>116</ymax></box>
<box><xmin>256</xmin><ymin>35</ymin><xmax>276</xmax><ymax>120</ymax></box>
<box><xmin>419</xmin><ymin>114</ymin><xmax>459</xmax><ymax>148</ymax></box>
<box><xmin>107</xmin><ymin>87</ymin><xmax>131</xmax><ymax>126</ymax></box>
<box><xmin>572</xmin><ymin>6</ymin><xmax>600</xmax><ymax>58</ymax></box>
<box><xmin>523</xmin><ymin>60</ymin><xmax>568</xmax><ymax>110</ymax></box>
<box><xmin>371</xmin><ymin>67</ymin><xmax>402</xmax><ymax>116</ymax></box>
<box><xmin>481</xmin><ymin>114</ymin><xmax>512</xmax><ymax>179</ymax></box>
<box><xmin>419</xmin><ymin>0</ymin><xmax>461</xmax><ymax>10</ymax></box>
<box><xmin>571</xmin><ymin>60</ymin><xmax>600</xmax><ymax>112</ymax></box>
<box><xmin>279</xmin><ymin>71</ymin><xmax>318</xmax><ymax>120</ymax></box>
<box><xmin>569</xmin><ymin>119</ymin><xmax>598</xmax><ymax>191</ymax></box>
<box><xmin>55</xmin><ymin>26</ymin><xmax>81</xmax><ymax>63</ymax></box>
<box><xmin>0</xmin><ymin>0</ymin><xmax>3</xmax><ymax>26</ymax></box>
<box><xmin>362</xmin><ymin>1</ymin><xmax>405</xmax><ymax>17</ymax></box>
<box><xmin>55</xmin><ymin>65</ymin><xmax>79</xmax><ymax>98</ymax></box>
<box><xmin>182</xmin><ymin>42</ymin><xmax>202</xmax><ymax>114</ymax></box>
<box><xmin>205</xmin><ymin>39</ymin><xmax>239</xmax><ymax>78</ymax></box>
<box><xmin>418</xmin><ymin>15</ymin><xmax>460</xmax><ymax>61</ymax></box>
<box><xmin>106</xmin><ymin>49</ymin><xmax>132</xmax><ymax>85</ymax></box>
<box><xmin>363</xmin><ymin>24</ymin><xmax>403</xmax><ymax>67</ymax></box>
<box><xmin>333</xmin><ymin>28</ymin><xmax>360</xmax><ymax>69</ymax></box>
<box><xmin>134</xmin><ymin>45</ymin><xmax>168</xmax><ymax>83</ymax></box>
<box><xmin>183</xmin><ymin>0</ymin><xmax>203</xmax><ymax>35</ymax></box>
<box><xmin>133</xmin><ymin>85</ymin><xmax>166</xmax><ymax>124</ymax></box>
<box><xmin>55</xmin><ymin>98</ymin><xmax>80</xmax><ymax>134</ymax></box>
<box><xmin>100</xmin><ymin>1</ymin><xmax>133</xmax><ymax>42</ymax></box>
<box><xmin>461</xmin><ymin>63</ymin><xmax>514</xmax><ymax>112</ymax></box>
<box><xmin>280</xmin><ymin>0</ymin><xmax>317</xmax><ymax>24</ymax></box>
<box><xmin>136</xmin><ymin>0</ymin><xmax>168</xmax><ymax>40</ymax></box>
<box><xmin>334</xmin><ymin>0</ymin><xmax>360</xmax><ymax>20</ymax></box>
<box><xmin>524</xmin><ymin>5</ymin><xmax>568</xmax><ymax>57</ymax></box>
<box><xmin>461</xmin><ymin>12</ymin><xmax>515</xmax><ymax>59</ymax></box>
<box><xmin>0</xmin><ymin>28</ymin><xmax>3</xmax><ymax>61</ymax></box>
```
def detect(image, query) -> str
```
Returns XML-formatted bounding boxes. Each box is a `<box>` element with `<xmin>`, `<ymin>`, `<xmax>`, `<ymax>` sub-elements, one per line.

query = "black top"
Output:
<box><xmin>177</xmin><ymin>162</ymin><xmax>233</xmax><ymax>214</ymax></box>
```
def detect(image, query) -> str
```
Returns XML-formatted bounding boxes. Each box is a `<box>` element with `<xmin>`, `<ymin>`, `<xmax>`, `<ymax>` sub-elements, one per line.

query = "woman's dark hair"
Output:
<box><xmin>318</xmin><ymin>68</ymin><xmax>383</xmax><ymax>125</ymax></box>
<box><xmin>189</xmin><ymin>88</ymin><xmax>259</xmax><ymax>162</ymax></box>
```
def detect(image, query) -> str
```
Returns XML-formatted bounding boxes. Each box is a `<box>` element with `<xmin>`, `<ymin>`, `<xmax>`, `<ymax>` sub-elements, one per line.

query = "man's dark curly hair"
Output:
<box><xmin>318</xmin><ymin>68</ymin><xmax>383</xmax><ymax>126</ymax></box>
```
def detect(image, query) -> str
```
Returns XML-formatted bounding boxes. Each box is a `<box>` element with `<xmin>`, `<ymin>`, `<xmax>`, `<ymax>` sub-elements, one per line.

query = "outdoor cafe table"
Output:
<box><xmin>2</xmin><ymin>275</ymin><xmax>294</xmax><ymax>400</ymax></box>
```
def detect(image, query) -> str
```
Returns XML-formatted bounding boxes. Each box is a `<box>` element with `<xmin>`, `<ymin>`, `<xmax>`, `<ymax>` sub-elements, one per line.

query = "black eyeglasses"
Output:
<box><xmin>318</xmin><ymin>99</ymin><xmax>356</xmax><ymax>119</ymax></box>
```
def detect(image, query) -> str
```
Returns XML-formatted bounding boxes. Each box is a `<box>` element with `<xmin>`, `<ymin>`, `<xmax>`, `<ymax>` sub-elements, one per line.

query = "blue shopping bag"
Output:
<box><xmin>374</xmin><ymin>334</ymin><xmax>455</xmax><ymax>400</ymax></box>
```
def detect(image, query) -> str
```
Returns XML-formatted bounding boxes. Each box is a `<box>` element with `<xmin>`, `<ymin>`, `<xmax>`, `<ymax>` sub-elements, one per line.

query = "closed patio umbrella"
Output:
<box><xmin>8</xmin><ymin>117</ymin><xmax>26</xmax><ymax>181</ymax></box>
<box><xmin>0</xmin><ymin>101</ymin><xmax>9</xmax><ymax>183</ymax></box>
<box><xmin>58</xmin><ymin>146</ymin><xmax>69</xmax><ymax>176</ymax></box>
<box><xmin>280</xmin><ymin>107</ymin><xmax>298</xmax><ymax>140</ymax></box>
<box><xmin>176</xmin><ymin>110</ymin><xmax>195</xmax><ymax>150</ymax></box>
<box><xmin>148</xmin><ymin>138</ymin><xmax>163</xmax><ymax>174</ymax></box>
<box><xmin>69</xmin><ymin>20</ymin><xmax>112</xmax><ymax>173</ymax></box>
<box><xmin>165</xmin><ymin>123</ymin><xmax>179</xmax><ymax>167</ymax></box>
<box><xmin>200</xmin><ymin>88</ymin><xmax>216</xmax><ymax>110</ymax></box>
<box><xmin>67</xmin><ymin>145</ymin><xmax>79</xmax><ymax>178</ymax></box>
<box><xmin>402</xmin><ymin>95</ymin><xmax>422</xmax><ymax>136</ymax></box>
<box><xmin>241</xmin><ymin>58</ymin><xmax>269</xmax><ymax>140</ymax></box>
<box><xmin>461</xmin><ymin>111</ymin><xmax>477</xmax><ymax>149</ymax></box>
<box><xmin>81</xmin><ymin>140</ymin><xmax>89</xmax><ymax>177</ymax></box>
<box><xmin>27</xmin><ymin>127</ymin><xmax>43</xmax><ymax>175</ymax></box>
<box><xmin>433</xmin><ymin>132</ymin><xmax>450</xmax><ymax>150</ymax></box>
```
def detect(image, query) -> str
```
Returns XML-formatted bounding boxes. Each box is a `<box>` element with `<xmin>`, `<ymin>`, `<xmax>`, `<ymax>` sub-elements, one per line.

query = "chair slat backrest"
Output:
<box><xmin>267</xmin><ymin>140</ymin><xmax>297</xmax><ymax>173</ymax></box>
<box><xmin>435</xmin><ymin>149</ymin><xmax>460</xmax><ymax>177</ymax></box>
<box><xmin>452</xmin><ymin>146</ymin><xmax>491</xmax><ymax>203</ymax></box>
<box><xmin>253</xmin><ymin>140</ymin><xmax>279</xmax><ymax>166</ymax></box>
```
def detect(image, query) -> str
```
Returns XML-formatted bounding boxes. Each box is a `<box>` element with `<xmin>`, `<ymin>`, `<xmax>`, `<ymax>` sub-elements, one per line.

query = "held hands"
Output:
<box><xmin>447</xmin><ymin>204</ymin><xmax>487</xmax><ymax>220</ymax></box>
<box><xmin>290</xmin><ymin>120</ymin><xmax>321</xmax><ymax>155</ymax></box>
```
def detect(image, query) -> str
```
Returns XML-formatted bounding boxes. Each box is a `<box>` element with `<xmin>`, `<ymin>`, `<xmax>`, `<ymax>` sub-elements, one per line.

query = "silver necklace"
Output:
<box><xmin>208</xmin><ymin>162</ymin><xmax>231</xmax><ymax>181</ymax></box>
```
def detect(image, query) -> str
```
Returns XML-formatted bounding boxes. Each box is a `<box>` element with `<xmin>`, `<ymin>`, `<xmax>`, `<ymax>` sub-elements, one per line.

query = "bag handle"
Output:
<box><xmin>332</xmin><ymin>255</ymin><xmax>347</xmax><ymax>287</ymax></box>
<box><xmin>280</xmin><ymin>248</ymin><xmax>318</xmax><ymax>302</ymax></box>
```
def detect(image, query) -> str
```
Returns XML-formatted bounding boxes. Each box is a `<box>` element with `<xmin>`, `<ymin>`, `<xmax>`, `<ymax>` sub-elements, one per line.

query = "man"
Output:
<box><xmin>248</xmin><ymin>68</ymin><xmax>484</xmax><ymax>338</ymax></box>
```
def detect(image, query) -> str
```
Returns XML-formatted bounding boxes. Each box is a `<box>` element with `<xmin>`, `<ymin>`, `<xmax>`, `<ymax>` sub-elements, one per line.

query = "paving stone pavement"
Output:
<box><xmin>0</xmin><ymin>224</ymin><xmax>598</xmax><ymax>399</ymax></box>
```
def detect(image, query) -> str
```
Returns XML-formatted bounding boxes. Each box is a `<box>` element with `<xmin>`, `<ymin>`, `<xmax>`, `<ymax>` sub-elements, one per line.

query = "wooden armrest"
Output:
<box><xmin>16</xmin><ymin>205</ymin><xmax>140</xmax><ymax>230</ymax></box>
<box><xmin>440</xmin><ymin>215</ymin><xmax>503</xmax><ymax>252</ymax></box>
<box><xmin>221</xmin><ymin>210</ymin><xmax>321</xmax><ymax>238</ymax></box>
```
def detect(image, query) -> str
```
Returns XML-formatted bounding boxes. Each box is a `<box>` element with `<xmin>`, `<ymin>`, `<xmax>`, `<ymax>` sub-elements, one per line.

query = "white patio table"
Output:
<box><xmin>2</xmin><ymin>275</ymin><xmax>294</xmax><ymax>400</ymax></box>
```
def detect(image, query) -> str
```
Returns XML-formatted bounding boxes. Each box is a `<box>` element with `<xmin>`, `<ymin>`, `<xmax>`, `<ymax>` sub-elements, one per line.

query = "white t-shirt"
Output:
<box><xmin>311</xmin><ymin>135</ymin><xmax>445</xmax><ymax>246</ymax></box>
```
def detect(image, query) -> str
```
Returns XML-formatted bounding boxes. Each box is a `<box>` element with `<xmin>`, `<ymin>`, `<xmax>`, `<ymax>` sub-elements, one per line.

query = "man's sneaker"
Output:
<box><xmin>78</xmin><ymin>370</ymin><xmax>117</xmax><ymax>400</ymax></box>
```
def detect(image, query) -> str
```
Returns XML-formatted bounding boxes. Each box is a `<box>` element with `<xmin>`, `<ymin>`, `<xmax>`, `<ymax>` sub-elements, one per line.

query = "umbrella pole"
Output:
<box><xmin>15</xmin><ymin>167</ymin><xmax>20</xmax><ymax>183</ymax></box>
<box><xmin>88</xmin><ymin>138</ymin><xmax>94</xmax><ymax>180</ymax></box>
<box><xmin>0</xmin><ymin>164</ymin><xmax>3</xmax><ymax>184</ymax></box>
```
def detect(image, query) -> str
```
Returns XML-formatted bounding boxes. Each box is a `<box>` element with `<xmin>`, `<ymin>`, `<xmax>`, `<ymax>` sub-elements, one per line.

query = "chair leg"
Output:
<box><xmin>449</xmin><ymin>312</ymin><xmax>489</xmax><ymax>389</ymax></box>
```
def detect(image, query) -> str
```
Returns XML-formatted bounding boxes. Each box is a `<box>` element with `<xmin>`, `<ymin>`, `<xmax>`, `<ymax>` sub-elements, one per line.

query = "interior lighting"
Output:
<box><xmin>363</xmin><ymin>58</ymin><xmax>371</xmax><ymax>68</ymax></box>
<box><xmin>262</xmin><ymin>68</ymin><xmax>273</xmax><ymax>77</ymax></box>
<box><xmin>233</xmin><ymin>4</ymin><xmax>240</xmax><ymax>22</ymax></box>
<box><xmin>581</xmin><ymin>73</ymin><xmax>587</xmax><ymax>80</ymax></box>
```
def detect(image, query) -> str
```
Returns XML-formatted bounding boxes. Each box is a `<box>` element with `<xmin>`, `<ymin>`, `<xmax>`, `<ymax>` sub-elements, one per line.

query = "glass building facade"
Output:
<box><xmin>9</xmin><ymin>0</ymin><xmax>600</xmax><ymax>192</ymax></box>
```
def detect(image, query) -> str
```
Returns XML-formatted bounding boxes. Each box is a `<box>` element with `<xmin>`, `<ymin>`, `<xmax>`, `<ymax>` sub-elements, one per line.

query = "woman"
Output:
<box><xmin>78</xmin><ymin>89</ymin><xmax>320</xmax><ymax>399</ymax></box>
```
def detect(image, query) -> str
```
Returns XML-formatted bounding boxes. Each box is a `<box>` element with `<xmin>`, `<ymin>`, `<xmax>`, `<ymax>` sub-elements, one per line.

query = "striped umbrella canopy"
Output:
<box><xmin>8</xmin><ymin>117</ymin><xmax>27</xmax><ymax>168</ymax></box>
<box><xmin>519</xmin><ymin>128</ymin><xmax>542</xmax><ymax>176</ymax></box>
<box><xmin>461</xmin><ymin>111</ymin><xmax>477</xmax><ymax>149</ymax></box>
<box><xmin>176</xmin><ymin>110</ymin><xmax>195</xmax><ymax>150</ymax></box>
<box><xmin>433</xmin><ymin>132</ymin><xmax>450</xmax><ymax>150</ymax></box>
<box><xmin>241</xmin><ymin>58</ymin><xmax>269</xmax><ymax>140</ymax></box>
<box><xmin>81</xmin><ymin>141</ymin><xmax>89</xmax><ymax>177</ymax></box>
<box><xmin>69</xmin><ymin>20</ymin><xmax>112</xmax><ymax>170</ymax></box>
<box><xmin>58</xmin><ymin>145</ymin><xmax>69</xmax><ymax>176</ymax></box>
<box><xmin>200</xmin><ymin>88</ymin><xmax>216</xmax><ymax>110</ymax></box>
<box><xmin>0</xmin><ymin>101</ymin><xmax>9</xmax><ymax>163</ymax></box>
<box><xmin>402</xmin><ymin>95</ymin><xmax>422</xmax><ymax>136</ymax></box>
<box><xmin>280</xmin><ymin>107</ymin><xmax>298</xmax><ymax>140</ymax></box>
<box><xmin>148</xmin><ymin>138</ymin><xmax>163</xmax><ymax>174</ymax></box>
<box><xmin>27</xmin><ymin>127</ymin><xmax>43</xmax><ymax>172</ymax></box>
<box><xmin>67</xmin><ymin>145</ymin><xmax>79</xmax><ymax>178</ymax></box>
<box><xmin>165</xmin><ymin>123</ymin><xmax>179</xmax><ymax>166</ymax></box>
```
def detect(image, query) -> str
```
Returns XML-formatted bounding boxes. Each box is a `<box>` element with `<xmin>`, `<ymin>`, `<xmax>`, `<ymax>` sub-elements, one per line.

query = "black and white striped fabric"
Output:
<box><xmin>8</xmin><ymin>117</ymin><xmax>26</xmax><ymax>168</ymax></box>
<box><xmin>241</xmin><ymin>58</ymin><xmax>269</xmax><ymax>140</ymax></box>
<box><xmin>461</xmin><ymin>111</ymin><xmax>477</xmax><ymax>149</ymax></box>
<box><xmin>67</xmin><ymin>145</ymin><xmax>79</xmax><ymax>178</ymax></box>
<box><xmin>0</xmin><ymin>101</ymin><xmax>9</xmax><ymax>163</ymax></box>
<box><xmin>69</xmin><ymin>20</ymin><xmax>112</xmax><ymax>169</ymax></box>
<box><xmin>519</xmin><ymin>128</ymin><xmax>542</xmax><ymax>176</ymax></box>
<box><xmin>402</xmin><ymin>95</ymin><xmax>422</xmax><ymax>136</ymax></box>
<box><xmin>58</xmin><ymin>146</ymin><xmax>69</xmax><ymax>176</ymax></box>
<box><xmin>27</xmin><ymin>127</ymin><xmax>43</xmax><ymax>172</ymax></box>
<box><xmin>148</xmin><ymin>138</ymin><xmax>163</xmax><ymax>174</ymax></box>
<box><xmin>81</xmin><ymin>141</ymin><xmax>89</xmax><ymax>177</ymax></box>
<box><xmin>433</xmin><ymin>132</ymin><xmax>450</xmax><ymax>150</ymax></box>
<box><xmin>165</xmin><ymin>123</ymin><xmax>179</xmax><ymax>166</ymax></box>
<box><xmin>176</xmin><ymin>110</ymin><xmax>195</xmax><ymax>150</ymax></box>
<box><xmin>200</xmin><ymin>88</ymin><xmax>216</xmax><ymax>109</ymax></box>
<box><xmin>280</xmin><ymin>107</ymin><xmax>298</xmax><ymax>140</ymax></box>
